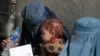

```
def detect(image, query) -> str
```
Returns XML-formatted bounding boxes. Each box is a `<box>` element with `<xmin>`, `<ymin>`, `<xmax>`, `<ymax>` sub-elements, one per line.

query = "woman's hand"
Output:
<box><xmin>1</xmin><ymin>37</ymin><xmax>11</xmax><ymax>49</ymax></box>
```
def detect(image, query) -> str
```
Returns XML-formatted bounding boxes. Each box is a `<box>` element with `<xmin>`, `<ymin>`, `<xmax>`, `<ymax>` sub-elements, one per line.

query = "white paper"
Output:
<box><xmin>9</xmin><ymin>44</ymin><xmax>33</xmax><ymax>56</ymax></box>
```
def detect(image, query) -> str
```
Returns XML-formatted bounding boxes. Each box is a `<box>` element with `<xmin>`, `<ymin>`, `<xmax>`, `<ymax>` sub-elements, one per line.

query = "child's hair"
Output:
<box><xmin>41</xmin><ymin>18</ymin><xmax>64</xmax><ymax>38</ymax></box>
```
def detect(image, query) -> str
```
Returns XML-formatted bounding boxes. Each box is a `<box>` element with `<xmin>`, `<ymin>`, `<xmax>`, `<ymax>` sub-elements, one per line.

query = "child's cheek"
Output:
<box><xmin>43</xmin><ymin>38</ymin><xmax>51</xmax><ymax>43</ymax></box>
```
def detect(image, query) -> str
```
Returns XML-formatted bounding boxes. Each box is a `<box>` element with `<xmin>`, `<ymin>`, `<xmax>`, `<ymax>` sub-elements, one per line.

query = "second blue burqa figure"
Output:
<box><xmin>59</xmin><ymin>17</ymin><xmax>100</xmax><ymax>56</ymax></box>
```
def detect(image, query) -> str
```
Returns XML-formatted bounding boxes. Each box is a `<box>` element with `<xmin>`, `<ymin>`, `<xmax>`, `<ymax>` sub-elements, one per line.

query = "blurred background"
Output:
<box><xmin>0</xmin><ymin>0</ymin><xmax>100</xmax><ymax>36</ymax></box>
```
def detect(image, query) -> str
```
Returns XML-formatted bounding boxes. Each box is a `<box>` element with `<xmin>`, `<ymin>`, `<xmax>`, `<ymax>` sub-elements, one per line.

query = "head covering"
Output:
<box><xmin>21</xmin><ymin>2</ymin><xmax>46</xmax><ymax>25</ymax></box>
<box><xmin>74</xmin><ymin>17</ymin><xmax>100</xmax><ymax>32</ymax></box>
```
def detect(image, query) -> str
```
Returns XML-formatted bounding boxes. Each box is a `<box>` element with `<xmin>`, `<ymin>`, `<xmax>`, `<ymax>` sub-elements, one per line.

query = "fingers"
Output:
<box><xmin>1</xmin><ymin>42</ymin><xmax>6</xmax><ymax>49</ymax></box>
<box><xmin>1</xmin><ymin>37</ymin><xmax>11</xmax><ymax>49</ymax></box>
<box><xmin>1</xmin><ymin>37</ymin><xmax>19</xmax><ymax>49</ymax></box>
<box><xmin>2</xmin><ymin>39</ymin><xmax>9</xmax><ymax>44</ymax></box>
<box><xmin>3</xmin><ymin>38</ymin><xmax>10</xmax><ymax>44</ymax></box>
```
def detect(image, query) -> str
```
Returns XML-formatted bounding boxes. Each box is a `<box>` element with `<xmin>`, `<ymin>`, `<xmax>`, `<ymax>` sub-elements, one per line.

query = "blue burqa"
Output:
<box><xmin>59</xmin><ymin>17</ymin><xmax>100</xmax><ymax>56</ymax></box>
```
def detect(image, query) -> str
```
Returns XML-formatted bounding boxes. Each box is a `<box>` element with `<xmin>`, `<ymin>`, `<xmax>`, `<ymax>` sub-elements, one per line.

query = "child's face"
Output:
<box><xmin>41</xmin><ymin>29</ymin><xmax>53</xmax><ymax>43</ymax></box>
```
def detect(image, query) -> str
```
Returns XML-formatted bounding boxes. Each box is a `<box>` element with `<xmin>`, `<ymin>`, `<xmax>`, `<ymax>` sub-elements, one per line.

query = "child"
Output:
<box><xmin>39</xmin><ymin>18</ymin><xmax>64</xmax><ymax>56</ymax></box>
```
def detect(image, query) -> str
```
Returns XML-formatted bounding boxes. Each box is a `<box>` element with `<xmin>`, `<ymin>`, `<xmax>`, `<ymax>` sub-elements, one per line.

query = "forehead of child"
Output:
<box><xmin>41</xmin><ymin>20</ymin><xmax>61</xmax><ymax>30</ymax></box>
<box><xmin>41</xmin><ymin>27</ymin><xmax>52</xmax><ymax>34</ymax></box>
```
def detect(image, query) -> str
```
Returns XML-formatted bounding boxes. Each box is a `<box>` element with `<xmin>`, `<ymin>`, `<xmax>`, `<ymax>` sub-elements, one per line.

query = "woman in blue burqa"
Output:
<box><xmin>18</xmin><ymin>1</ymin><xmax>71</xmax><ymax>55</ymax></box>
<box><xmin>59</xmin><ymin>17</ymin><xmax>100</xmax><ymax>56</ymax></box>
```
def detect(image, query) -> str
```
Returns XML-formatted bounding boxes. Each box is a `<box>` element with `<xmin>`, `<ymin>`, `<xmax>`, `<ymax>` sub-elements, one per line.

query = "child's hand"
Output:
<box><xmin>1</xmin><ymin>37</ymin><xmax>11</xmax><ymax>49</ymax></box>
